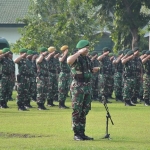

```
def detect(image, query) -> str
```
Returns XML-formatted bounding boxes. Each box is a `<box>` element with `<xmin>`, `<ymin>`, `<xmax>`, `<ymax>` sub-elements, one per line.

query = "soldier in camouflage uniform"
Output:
<box><xmin>141</xmin><ymin>50</ymin><xmax>150</xmax><ymax>106</ymax></box>
<box><xmin>58</xmin><ymin>45</ymin><xmax>70</xmax><ymax>109</ymax></box>
<box><xmin>97</xmin><ymin>47</ymin><xmax>113</xmax><ymax>103</ymax></box>
<box><xmin>68</xmin><ymin>40</ymin><xmax>100</xmax><ymax>141</ymax></box>
<box><xmin>131</xmin><ymin>47</ymin><xmax>143</xmax><ymax>104</ymax></box>
<box><xmin>31</xmin><ymin>51</ymin><xmax>39</xmax><ymax>101</ymax></box>
<box><xmin>36</xmin><ymin>47</ymin><xmax>49</xmax><ymax>110</ymax></box>
<box><xmin>121</xmin><ymin>50</ymin><xmax>136</xmax><ymax>106</ymax></box>
<box><xmin>8</xmin><ymin>51</ymin><xmax>15</xmax><ymax>101</ymax></box>
<box><xmin>24</xmin><ymin>50</ymin><xmax>36</xmax><ymax>109</ymax></box>
<box><xmin>90</xmin><ymin>51</ymin><xmax>100</xmax><ymax>100</ymax></box>
<box><xmin>46</xmin><ymin>46</ymin><xmax>57</xmax><ymax>107</ymax></box>
<box><xmin>113</xmin><ymin>50</ymin><xmax>124</xmax><ymax>101</ymax></box>
<box><xmin>0</xmin><ymin>48</ymin><xmax>14</xmax><ymax>108</ymax></box>
<box><xmin>15</xmin><ymin>48</ymin><xmax>32</xmax><ymax>110</ymax></box>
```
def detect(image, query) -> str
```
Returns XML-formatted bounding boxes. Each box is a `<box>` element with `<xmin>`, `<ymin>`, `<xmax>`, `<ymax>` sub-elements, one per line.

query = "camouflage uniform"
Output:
<box><xmin>47</xmin><ymin>56</ymin><xmax>58</xmax><ymax>106</ymax></box>
<box><xmin>91</xmin><ymin>58</ymin><xmax>100</xmax><ymax>100</ymax></box>
<box><xmin>143</xmin><ymin>60</ymin><xmax>150</xmax><ymax>104</ymax></box>
<box><xmin>58</xmin><ymin>54</ymin><xmax>70</xmax><ymax>106</ymax></box>
<box><xmin>16</xmin><ymin>58</ymin><xmax>30</xmax><ymax>108</ymax></box>
<box><xmin>99</xmin><ymin>55</ymin><xmax>113</xmax><ymax>102</ymax></box>
<box><xmin>36</xmin><ymin>56</ymin><xmax>49</xmax><ymax>107</ymax></box>
<box><xmin>114</xmin><ymin>59</ymin><xmax>123</xmax><ymax>100</ymax></box>
<box><xmin>0</xmin><ymin>56</ymin><xmax>13</xmax><ymax>108</ymax></box>
<box><xmin>70</xmin><ymin>55</ymin><xmax>93</xmax><ymax>136</ymax></box>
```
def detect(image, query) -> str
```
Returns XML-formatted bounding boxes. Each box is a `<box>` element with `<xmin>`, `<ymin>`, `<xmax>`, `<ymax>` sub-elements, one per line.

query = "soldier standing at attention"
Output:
<box><xmin>121</xmin><ymin>50</ymin><xmax>136</xmax><ymax>106</ymax></box>
<box><xmin>14</xmin><ymin>48</ymin><xmax>30</xmax><ymax>110</ymax></box>
<box><xmin>113</xmin><ymin>50</ymin><xmax>124</xmax><ymax>101</ymax></box>
<box><xmin>46</xmin><ymin>46</ymin><xmax>57</xmax><ymax>107</ymax></box>
<box><xmin>97</xmin><ymin>47</ymin><xmax>113</xmax><ymax>103</ymax></box>
<box><xmin>0</xmin><ymin>48</ymin><xmax>13</xmax><ymax>108</ymax></box>
<box><xmin>141</xmin><ymin>51</ymin><xmax>150</xmax><ymax>106</ymax></box>
<box><xmin>36</xmin><ymin>47</ymin><xmax>49</xmax><ymax>110</ymax></box>
<box><xmin>67</xmin><ymin>40</ymin><xmax>100</xmax><ymax>141</ymax></box>
<box><xmin>58</xmin><ymin>45</ymin><xmax>70</xmax><ymax>109</ymax></box>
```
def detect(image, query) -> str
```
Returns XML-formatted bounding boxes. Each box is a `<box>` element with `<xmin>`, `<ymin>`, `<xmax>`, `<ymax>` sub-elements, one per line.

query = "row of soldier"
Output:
<box><xmin>0</xmin><ymin>46</ymin><xmax>149</xmax><ymax>110</ymax></box>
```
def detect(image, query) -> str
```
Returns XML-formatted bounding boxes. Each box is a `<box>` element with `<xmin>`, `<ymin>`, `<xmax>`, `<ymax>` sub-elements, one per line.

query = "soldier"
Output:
<box><xmin>46</xmin><ymin>46</ymin><xmax>57</xmax><ymax>107</ymax></box>
<box><xmin>67</xmin><ymin>40</ymin><xmax>100</xmax><ymax>141</ymax></box>
<box><xmin>97</xmin><ymin>47</ymin><xmax>113</xmax><ymax>103</ymax></box>
<box><xmin>121</xmin><ymin>50</ymin><xmax>136</xmax><ymax>106</ymax></box>
<box><xmin>0</xmin><ymin>48</ymin><xmax>13</xmax><ymax>108</ymax></box>
<box><xmin>24</xmin><ymin>50</ymin><xmax>35</xmax><ymax>108</ymax></box>
<box><xmin>90</xmin><ymin>51</ymin><xmax>100</xmax><ymax>100</ymax></box>
<box><xmin>113</xmin><ymin>50</ymin><xmax>124</xmax><ymax>101</ymax></box>
<box><xmin>141</xmin><ymin>50</ymin><xmax>150</xmax><ymax>106</ymax></box>
<box><xmin>58</xmin><ymin>45</ymin><xmax>70</xmax><ymax>109</ymax></box>
<box><xmin>15</xmin><ymin>48</ymin><xmax>31</xmax><ymax>111</ymax></box>
<box><xmin>8</xmin><ymin>51</ymin><xmax>15</xmax><ymax>101</ymax></box>
<box><xmin>36</xmin><ymin>47</ymin><xmax>49</xmax><ymax>110</ymax></box>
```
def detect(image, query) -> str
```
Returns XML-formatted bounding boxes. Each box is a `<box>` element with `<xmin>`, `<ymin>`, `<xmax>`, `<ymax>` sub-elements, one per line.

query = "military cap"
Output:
<box><xmin>48</xmin><ymin>46</ymin><xmax>56</xmax><ymax>53</ymax></box>
<box><xmin>0</xmin><ymin>50</ymin><xmax>2</xmax><ymax>54</ymax></box>
<box><xmin>33</xmin><ymin>51</ymin><xmax>39</xmax><ymax>55</ymax></box>
<box><xmin>2</xmin><ymin>48</ymin><xmax>10</xmax><ymax>54</ymax></box>
<box><xmin>91</xmin><ymin>51</ymin><xmax>98</xmax><ymax>56</ymax></box>
<box><xmin>108</xmin><ymin>53</ymin><xmax>114</xmax><ymax>57</ymax></box>
<box><xmin>142</xmin><ymin>50</ymin><xmax>147</xmax><ymax>55</ymax></box>
<box><xmin>19</xmin><ymin>48</ymin><xmax>27</xmax><ymax>53</ymax></box>
<box><xmin>27</xmin><ymin>50</ymin><xmax>34</xmax><ymax>55</ymax></box>
<box><xmin>126</xmin><ymin>50</ymin><xmax>134</xmax><ymax>56</ymax></box>
<box><xmin>133</xmin><ymin>47</ymin><xmax>139</xmax><ymax>52</ymax></box>
<box><xmin>123</xmin><ymin>49</ymin><xmax>130</xmax><ymax>55</ymax></box>
<box><xmin>103</xmin><ymin>47</ymin><xmax>110</xmax><ymax>52</ymax></box>
<box><xmin>60</xmin><ymin>45</ymin><xmax>68</xmax><ymax>51</ymax></box>
<box><xmin>76</xmin><ymin>40</ymin><xmax>89</xmax><ymax>49</ymax></box>
<box><xmin>118</xmin><ymin>50</ymin><xmax>123</xmax><ymax>56</ymax></box>
<box><xmin>39</xmin><ymin>47</ymin><xmax>47</xmax><ymax>52</ymax></box>
<box><xmin>146</xmin><ymin>50</ymin><xmax>150</xmax><ymax>55</ymax></box>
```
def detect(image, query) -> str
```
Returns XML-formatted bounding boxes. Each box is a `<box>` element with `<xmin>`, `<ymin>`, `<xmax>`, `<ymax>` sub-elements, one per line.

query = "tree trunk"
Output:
<box><xmin>130</xmin><ymin>28</ymin><xmax>139</xmax><ymax>49</ymax></box>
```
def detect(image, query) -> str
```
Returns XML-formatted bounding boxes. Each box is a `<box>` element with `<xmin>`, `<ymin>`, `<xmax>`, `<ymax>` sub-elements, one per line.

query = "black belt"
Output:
<box><xmin>74</xmin><ymin>78</ymin><xmax>90</xmax><ymax>83</ymax></box>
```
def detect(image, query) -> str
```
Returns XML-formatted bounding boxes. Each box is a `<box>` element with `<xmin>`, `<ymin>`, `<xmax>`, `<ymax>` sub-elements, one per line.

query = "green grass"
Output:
<box><xmin>0</xmin><ymin>92</ymin><xmax>150</xmax><ymax>150</ymax></box>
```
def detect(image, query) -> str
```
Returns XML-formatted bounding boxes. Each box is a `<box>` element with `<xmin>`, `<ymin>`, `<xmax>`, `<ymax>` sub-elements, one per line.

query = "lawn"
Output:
<box><xmin>0</xmin><ymin>92</ymin><xmax>150</xmax><ymax>150</ymax></box>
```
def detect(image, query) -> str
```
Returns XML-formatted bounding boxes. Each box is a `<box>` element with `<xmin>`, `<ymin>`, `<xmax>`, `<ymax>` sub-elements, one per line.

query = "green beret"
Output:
<box><xmin>142</xmin><ymin>50</ymin><xmax>147</xmax><ymax>55</ymax></box>
<box><xmin>126</xmin><ymin>50</ymin><xmax>134</xmax><ymax>56</ymax></box>
<box><xmin>133</xmin><ymin>47</ymin><xmax>139</xmax><ymax>52</ymax></box>
<box><xmin>91</xmin><ymin>51</ymin><xmax>98</xmax><ymax>56</ymax></box>
<box><xmin>33</xmin><ymin>51</ymin><xmax>39</xmax><ymax>55</ymax></box>
<box><xmin>19</xmin><ymin>48</ymin><xmax>27</xmax><ymax>53</ymax></box>
<box><xmin>27</xmin><ymin>50</ymin><xmax>34</xmax><ymax>55</ymax></box>
<box><xmin>108</xmin><ymin>53</ymin><xmax>114</xmax><ymax>57</ymax></box>
<box><xmin>123</xmin><ymin>49</ymin><xmax>130</xmax><ymax>55</ymax></box>
<box><xmin>103</xmin><ymin>47</ymin><xmax>110</xmax><ymax>52</ymax></box>
<box><xmin>118</xmin><ymin>50</ymin><xmax>123</xmax><ymax>56</ymax></box>
<box><xmin>2</xmin><ymin>48</ymin><xmax>10</xmax><ymax>54</ymax></box>
<box><xmin>76</xmin><ymin>40</ymin><xmax>89</xmax><ymax>49</ymax></box>
<box><xmin>39</xmin><ymin>47</ymin><xmax>47</xmax><ymax>52</ymax></box>
<box><xmin>146</xmin><ymin>50</ymin><xmax>150</xmax><ymax>55</ymax></box>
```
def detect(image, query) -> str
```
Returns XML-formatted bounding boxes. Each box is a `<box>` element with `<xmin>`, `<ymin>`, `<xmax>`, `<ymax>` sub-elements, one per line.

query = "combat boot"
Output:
<box><xmin>18</xmin><ymin>102</ymin><xmax>28</xmax><ymax>111</ymax></box>
<box><xmin>125</xmin><ymin>100</ymin><xmax>136</xmax><ymax>106</ymax></box>
<box><xmin>144</xmin><ymin>99</ymin><xmax>150</xmax><ymax>106</ymax></box>
<box><xmin>74</xmin><ymin>131</ymin><xmax>84</xmax><ymax>141</ymax></box>
<box><xmin>80</xmin><ymin>131</ymin><xmax>94</xmax><ymax>140</ymax></box>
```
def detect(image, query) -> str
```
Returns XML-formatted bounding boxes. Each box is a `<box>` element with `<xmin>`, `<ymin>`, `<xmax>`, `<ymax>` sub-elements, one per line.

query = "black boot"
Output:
<box><xmin>144</xmin><ymin>99</ymin><xmax>150</xmax><ymax>106</ymax></box>
<box><xmin>74</xmin><ymin>131</ymin><xmax>84</xmax><ymax>141</ymax></box>
<box><xmin>24</xmin><ymin>100</ymin><xmax>33</xmax><ymax>109</ymax></box>
<box><xmin>18</xmin><ymin>102</ymin><xmax>27</xmax><ymax>111</ymax></box>
<box><xmin>47</xmin><ymin>100</ymin><xmax>56</xmax><ymax>107</ymax></box>
<box><xmin>0</xmin><ymin>101</ymin><xmax>5</xmax><ymax>109</ymax></box>
<box><xmin>3</xmin><ymin>101</ymin><xmax>9</xmax><ymax>108</ymax></box>
<box><xmin>125</xmin><ymin>100</ymin><xmax>136</xmax><ymax>106</ymax></box>
<box><xmin>80</xmin><ymin>131</ymin><xmax>94</xmax><ymax>140</ymax></box>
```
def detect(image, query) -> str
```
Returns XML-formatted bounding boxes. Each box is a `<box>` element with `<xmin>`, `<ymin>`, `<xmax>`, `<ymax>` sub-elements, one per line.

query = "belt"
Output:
<box><xmin>74</xmin><ymin>77</ymin><xmax>90</xmax><ymax>83</ymax></box>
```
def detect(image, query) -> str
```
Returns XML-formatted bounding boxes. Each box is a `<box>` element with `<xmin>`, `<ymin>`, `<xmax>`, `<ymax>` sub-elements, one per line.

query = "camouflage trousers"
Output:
<box><xmin>91</xmin><ymin>74</ymin><xmax>99</xmax><ymax>99</ymax></box>
<box><xmin>143</xmin><ymin>74</ymin><xmax>150</xmax><ymax>100</ymax></box>
<box><xmin>58</xmin><ymin>72</ymin><xmax>70</xmax><ymax>103</ymax></box>
<box><xmin>0</xmin><ymin>75</ymin><xmax>11</xmax><ymax>102</ymax></box>
<box><xmin>70</xmin><ymin>80</ymin><xmax>92</xmax><ymax>133</ymax></box>
<box><xmin>47</xmin><ymin>72</ymin><xmax>58</xmax><ymax>104</ymax></box>
<box><xmin>36</xmin><ymin>76</ymin><xmax>49</xmax><ymax>104</ymax></box>
<box><xmin>114</xmin><ymin>72</ymin><xmax>122</xmax><ymax>97</ymax></box>
<box><xmin>132</xmin><ymin>76</ymin><xmax>141</xmax><ymax>99</ymax></box>
<box><xmin>17</xmin><ymin>75</ymin><xmax>30</xmax><ymax>105</ymax></box>
<box><xmin>122</xmin><ymin>77</ymin><xmax>134</xmax><ymax>101</ymax></box>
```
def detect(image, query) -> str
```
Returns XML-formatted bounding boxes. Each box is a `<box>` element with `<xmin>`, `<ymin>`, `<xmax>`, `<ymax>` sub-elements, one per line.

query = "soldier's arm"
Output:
<box><xmin>122</xmin><ymin>55</ymin><xmax>133</xmax><ymax>64</ymax></box>
<box><xmin>14</xmin><ymin>53</ymin><xmax>26</xmax><ymax>64</ymax></box>
<box><xmin>46</xmin><ymin>51</ymin><xmax>55</xmax><ymax>61</ymax></box>
<box><xmin>142</xmin><ymin>55</ymin><xmax>150</xmax><ymax>64</ymax></box>
<box><xmin>113</xmin><ymin>54</ymin><xmax>123</xmax><ymax>64</ymax></box>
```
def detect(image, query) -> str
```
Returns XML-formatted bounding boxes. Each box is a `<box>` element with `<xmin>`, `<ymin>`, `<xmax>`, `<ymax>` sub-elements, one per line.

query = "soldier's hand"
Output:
<box><xmin>78</xmin><ymin>47</ymin><xmax>88</xmax><ymax>55</ymax></box>
<box><xmin>21</xmin><ymin>53</ymin><xmax>27</xmax><ymax>58</ymax></box>
<box><xmin>49</xmin><ymin>51</ymin><xmax>55</xmax><ymax>56</ymax></box>
<box><xmin>103</xmin><ymin>51</ymin><xmax>109</xmax><ymax>56</ymax></box>
<box><xmin>43</xmin><ymin>51</ymin><xmax>48</xmax><ymax>56</ymax></box>
<box><xmin>92</xmin><ymin>67</ymin><xmax>100</xmax><ymax>73</ymax></box>
<box><xmin>64</xmin><ymin>49</ymin><xmax>68</xmax><ymax>55</ymax></box>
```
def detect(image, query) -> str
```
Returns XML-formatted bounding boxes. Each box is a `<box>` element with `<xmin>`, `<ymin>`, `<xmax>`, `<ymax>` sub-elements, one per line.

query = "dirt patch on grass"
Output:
<box><xmin>0</xmin><ymin>132</ymin><xmax>51</xmax><ymax>138</ymax></box>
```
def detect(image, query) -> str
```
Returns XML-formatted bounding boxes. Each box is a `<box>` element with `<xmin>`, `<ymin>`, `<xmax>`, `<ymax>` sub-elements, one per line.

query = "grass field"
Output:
<box><xmin>0</xmin><ymin>92</ymin><xmax>150</xmax><ymax>150</ymax></box>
